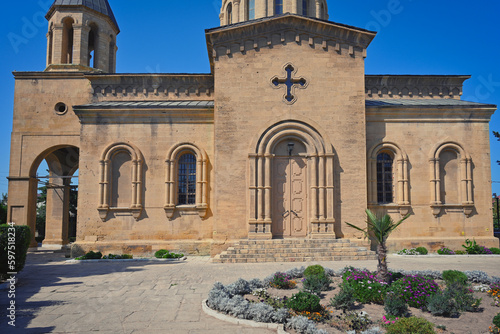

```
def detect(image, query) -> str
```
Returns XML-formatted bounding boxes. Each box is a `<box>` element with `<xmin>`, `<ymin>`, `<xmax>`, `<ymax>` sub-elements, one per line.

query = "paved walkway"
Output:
<box><xmin>1</xmin><ymin>251</ymin><xmax>500</xmax><ymax>333</ymax></box>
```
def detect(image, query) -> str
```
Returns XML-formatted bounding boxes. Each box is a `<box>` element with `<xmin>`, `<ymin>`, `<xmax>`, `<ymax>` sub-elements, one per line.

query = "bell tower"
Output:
<box><xmin>220</xmin><ymin>0</ymin><xmax>329</xmax><ymax>26</ymax></box>
<box><xmin>45</xmin><ymin>0</ymin><xmax>120</xmax><ymax>73</ymax></box>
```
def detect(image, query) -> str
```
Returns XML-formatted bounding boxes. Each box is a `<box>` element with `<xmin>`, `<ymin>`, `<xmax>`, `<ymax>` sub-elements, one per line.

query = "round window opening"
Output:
<box><xmin>55</xmin><ymin>102</ymin><xmax>68</xmax><ymax>115</ymax></box>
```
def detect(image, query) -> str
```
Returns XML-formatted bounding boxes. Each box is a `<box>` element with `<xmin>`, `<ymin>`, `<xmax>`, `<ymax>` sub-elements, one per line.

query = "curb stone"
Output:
<box><xmin>201</xmin><ymin>299</ymin><xmax>288</xmax><ymax>334</ymax></box>
<box><xmin>65</xmin><ymin>256</ymin><xmax>187</xmax><ymax>263</ymax></box>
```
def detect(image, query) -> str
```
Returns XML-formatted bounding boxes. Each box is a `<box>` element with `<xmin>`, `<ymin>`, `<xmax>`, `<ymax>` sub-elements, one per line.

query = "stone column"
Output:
<box><xmin>43</xmin><ymin>176</ymin><xmax>70</xmax><ymax>249</ymax></box>
<box><xmin>234</xmin><ymin>0</ymin><xmax>241</xmax><ymax>23</ymax></box>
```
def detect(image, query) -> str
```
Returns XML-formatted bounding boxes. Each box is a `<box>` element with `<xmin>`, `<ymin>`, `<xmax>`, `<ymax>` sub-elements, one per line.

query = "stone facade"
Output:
<box><xmin>7</xmin><ymin>0</ymin><xmax>499</xmax><ymax>257</ymax></box>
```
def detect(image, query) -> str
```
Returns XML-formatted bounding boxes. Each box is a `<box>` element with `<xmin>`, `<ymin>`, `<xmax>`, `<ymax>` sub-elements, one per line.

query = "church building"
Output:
<box><xmin>7</xmin><ymin>0</ymin><xmax>498</xmax><ymax>261</ymax></box>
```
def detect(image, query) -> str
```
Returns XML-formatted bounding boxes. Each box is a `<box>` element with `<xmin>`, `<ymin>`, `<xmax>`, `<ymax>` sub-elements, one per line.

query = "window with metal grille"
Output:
<box><xmin>248</xmin><ymin>0</ymin><xmax>255</xmax><ymax>19</ymax></box>
<box><xmin>178</xmin><ymin>153</ymin><xmax>196</xmax><ymax>205</ymax></box>
<box><xmin>275</xmin><ymin>0</ymin><xmax>283</xmax><ymax>14</ymax></box>
<box><xmin>377</xmin><ymin>153</ymin><xmax>394</xmax><ymax>204</ymax></box>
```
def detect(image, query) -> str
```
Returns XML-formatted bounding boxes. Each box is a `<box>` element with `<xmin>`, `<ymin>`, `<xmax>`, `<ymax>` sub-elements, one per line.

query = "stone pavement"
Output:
<box><xmin>1</xmin><ymin>251</ymin><xmax>500</xmax><ymax>333</ymax></box>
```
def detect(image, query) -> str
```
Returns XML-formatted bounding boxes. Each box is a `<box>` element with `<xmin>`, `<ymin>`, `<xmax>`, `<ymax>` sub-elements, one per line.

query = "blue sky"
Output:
<box><xmin>1</xmin><ymin>0</ymin><xmax>500</xmax><ymax>197</ymax></box>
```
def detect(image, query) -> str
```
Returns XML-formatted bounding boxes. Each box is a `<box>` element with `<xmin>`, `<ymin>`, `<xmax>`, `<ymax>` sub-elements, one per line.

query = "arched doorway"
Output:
<box><xmin>249</xmin><ymin>120</ymin><xmax>336</xmax><ymax>239</ymax></box>
<box><xmin>29</xmin><ymin>146</ymin><xmax>79</xmax><ymax>249</ymax></box>
<box><xmin>272</xmin><ymin>139</ymin><xmax>308</xmax><ymax>238</ymax></box>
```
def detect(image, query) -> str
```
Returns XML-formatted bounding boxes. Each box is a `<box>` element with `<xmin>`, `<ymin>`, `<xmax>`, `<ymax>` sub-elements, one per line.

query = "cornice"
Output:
<box><xmin>366</xmin><ymin>106</ymin><xmax>496</xmax><ymax>123</ymax></box>
<box><xmin>206</xmin><ymin>14</ymin><xmax>376</xmax><ymax>72</ymax></box>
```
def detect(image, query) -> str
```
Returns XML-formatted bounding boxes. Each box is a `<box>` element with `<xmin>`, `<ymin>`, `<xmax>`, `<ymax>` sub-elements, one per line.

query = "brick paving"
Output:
<box><xmin>1</xmin><ymin>251</ymin><xmax>500</xmax><ymax>333</ymax></box>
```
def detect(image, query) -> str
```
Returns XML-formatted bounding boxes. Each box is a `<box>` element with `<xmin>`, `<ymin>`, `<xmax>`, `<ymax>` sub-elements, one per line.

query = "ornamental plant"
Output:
<box><xmin>330</xmin><ymin>284</ymin><xmax>356</xmax><ymax>313</ymax></box>
<box><xmin>442</xmin><ymin>270</ymin><xmax>468</xmax><ymax>286</ymax></box>
<box><xmin>389</xmin><ymin>275</ymin><xmax>439</xmax><ymax>309</ymax></box>
<box><xmin>302</xmin><ymin>273</ymin><xmax>332</xmax><ymax>295</ymax></box>
<box><xmin>416</xmin><ymin>246</ymin><xmax>428</xmax><ymax>255</ymax></box>
<box><xmin>385</xmin><ymin>317</ymin><xmax>436</xmax><ymax>334</ymax></box>
<box><xmin>75</xmin><ymin>250</ymin><xmax>103</xmax><ymax>260</ymax></box>
<box><xmin>154</xmin><ymin>249</ymin><xmax>184</xmax><ymax>259</ymax></box>
<box><xmin>491</xmin><ymin>248</ymin><xmax>500</xmax><ymax>255</ymax></box>
<box><xmin>0</xmin><ymin>224</ymin><xmax>31</xmax><ymax>280</ymax></box>
<box><xmin>270</xmin><ymin>272</ymin><xmax>296</xmax><ymax>289</ymax></box>
<box><xmin>384</xmin><ymin>292</ymin><xmax>409</xmax><ymax>317</ymax></box>
<box><xmin>397</xmin><ymin>248</ymin><xmax>420</xmax><ymax>255</ymax></box>
<box><xmin>437</xmin><ymin>247</ymin><xmax>455</xmax><ymax>255</ymax></box>
<box><xmin>303</xmin><ymin>265</ymin><xmax>325</xmax><ymax>277</ymax></box>
<box><xmin>342</xmin><ymin>268</ymin><xmax>389</xmax><ymax>304</ymax></box>
<box><xmin>491</xmin><ymin>313</ymin><xmax>500</xmax><ymax>334</ymax></box>
<box><xmin>346</xmin><ymin>209</ymin><xmax>410</xmax><ymax>283</ymax></box>
<box><xmin>286</xmin><ymin>291</ymin><xmax>322</xmax><ymax>313</ymax></box>
<box><xmin>489</xmin><ymin>283</ymin><xmax>500</xmax><ymax>307</ymax></box>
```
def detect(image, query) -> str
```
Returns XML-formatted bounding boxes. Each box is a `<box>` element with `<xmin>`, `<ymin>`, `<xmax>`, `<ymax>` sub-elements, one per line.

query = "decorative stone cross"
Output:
<box><xmin>271</xmin><ymin>63</ymin><xmax>308</xmax><ymax>104</ymax></box>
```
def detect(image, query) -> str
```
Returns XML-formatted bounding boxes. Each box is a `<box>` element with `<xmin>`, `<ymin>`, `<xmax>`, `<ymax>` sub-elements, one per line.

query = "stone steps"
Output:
<box><xmin>212</xmin><ymin>239</ymin><xmax>377</xmax><ymax>263</ymax></box>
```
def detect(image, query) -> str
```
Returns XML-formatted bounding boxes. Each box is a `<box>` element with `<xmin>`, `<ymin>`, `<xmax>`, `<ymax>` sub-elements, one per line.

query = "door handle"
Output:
<box><xmin>291</xmin><ymin>210</ymin><xmax>299</xmax><ymax>217</ymax></box>
<box><xmin>282</xmin><ymin>210</ymin><xmax>290</xmax><ymax>218</ymax></box>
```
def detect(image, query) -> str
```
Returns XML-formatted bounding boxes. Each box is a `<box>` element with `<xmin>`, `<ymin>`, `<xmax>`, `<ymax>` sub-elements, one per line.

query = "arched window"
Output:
<box><xmin>429</xmin><ymin>142</ymin><xmax>473</xmax><ymax>217</ymax></box>
<box><xmin>302</xmin><ymin>0</ymin><xmax>309</xmax><ymax>16</ymax></box>
<box><xmin>88</xmin><ymin>23</ymin><xmax>99</xmax><ymax>68</ymax></box>
<box><xmin>98</xmin><ymin>143</ymin><xmax>144</xmax><ymax>221</ymax></box>
<box><xmin>368</xmin><ymin>142</ymin><xmax>410</xmax><ymax>215</ymax></box>
<box><xmin>110</xmin><ymin>150</ymin><xmax>132</xmax><ymax>208</ymax></box>
<box><xmin>226</xmin><ymin>2</ymin><xmax>233</xmax><ymax>24</ymax></box>
<box><xmin>248</xmin><ymin>0</ymin><xmax>255</xmax><ymax>20</ymax></box>
<box><xmin>109</xmin><ymin>35</ymin><xmax>116</xmax><ymax>73</ymax></box>
<box><xmin>177</xmin><ymin>153</ymin><xmax>197</xmax><ymax>205</ymax></box>
<box><xmin>439</xmin><ymin>150</ymin><xmax>460</xmax><ymax>204</ymax></box>
<box><xmin>377</xmin><ymin>153</ymin><xmax>394</xmax><ymax>204</ymax></box>
<box><xmin>275</xmin><ymin>0</ymin><xmax>283</xmax><ymax>15</ymax></box>
<box><xmin>61</xmin><ymin>17</ymin><xmax>74</xmax><ymax>64</ymax></box>
<box><xmin>47</xmin><ymin>24</ymin><xmax>54</xmax><ymax>65</ymax></box>
<box><xmin>165</xmin><ymin>143</ymin><xmax>208</xmax><ymax>219</ymax></box>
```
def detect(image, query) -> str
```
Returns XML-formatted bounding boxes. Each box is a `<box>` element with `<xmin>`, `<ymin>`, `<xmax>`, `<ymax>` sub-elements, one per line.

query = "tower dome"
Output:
<box><xmin>220</xmin><ymin>0</ymin><xmax>329</xmax><ymax>26</ymax></box>
<box><xmin>45</xmin><ymin>0</ymin><xmax>120</xmax><ymax>73</ymax></box>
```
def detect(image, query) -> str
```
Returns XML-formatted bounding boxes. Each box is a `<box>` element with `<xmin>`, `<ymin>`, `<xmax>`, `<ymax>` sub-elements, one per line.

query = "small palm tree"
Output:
<box><xmin>346</xmin><ymin>209</ymin><xmax>410</xmax><ymax>283</ymax></box>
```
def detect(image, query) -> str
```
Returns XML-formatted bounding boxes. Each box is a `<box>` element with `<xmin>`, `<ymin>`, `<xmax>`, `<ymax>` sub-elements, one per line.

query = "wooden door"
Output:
<box><xmin>272</xmin><ymin>157</ymin><xmax>307</xmax><ymax>237</ymax></box>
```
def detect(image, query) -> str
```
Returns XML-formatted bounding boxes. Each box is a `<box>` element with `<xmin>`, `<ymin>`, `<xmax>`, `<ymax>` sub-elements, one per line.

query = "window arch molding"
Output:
<box><xmin>429</xmin><ymin>141</ymin><xmax>473</xmax><ymax>217</ymax></box>
<box><xmin>367</xmin><ymin>142</ymin><xmax>410</xmax><ymax>215</ymax></box>
<box><xmin>98</xmin><ymin>142</ymin><xmax>144</xmax><ymax>221</ymax></box>
<box><xmin>165</xmin><ymin>143</ymin><xmax>208</xmax><ymax>219</ymax></box>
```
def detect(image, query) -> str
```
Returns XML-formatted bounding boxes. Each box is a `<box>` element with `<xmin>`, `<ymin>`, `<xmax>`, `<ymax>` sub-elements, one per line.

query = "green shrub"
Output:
<box><xmin>330</xmin><ymin>284</ymin><xmax>356</xmax><ymax>313</ymax></box>
<box><xmin>0</xmin><ymin>224</ymin><xmax>31</xmax><ymax>280</ymax></box>
<box><xmin>385</xmin><ymin>317</ymin><xmax>436</xmax><ymax>334</ymax></box>
<box><xmin>442</xmin><ymin>270</ymin><xmax>468</xmax><ymax>286</ymax></box>
<box><xmin>302</xmin><ymin>273</ymin><xmax>332</xmax><ymax>294</ymax></box>
<box><xmin>286</xmin><ymin>291</ymin><xmax>322</xmax><ymax>312</ymax></box>
<box><xmin>427</xmin><ymin>292</ymin><xmax>460</xmax><ymax>317</ymax></box>
<box><xmin>76</xmin><ymin>250</ymin><xmax>103</xmax><ymax>260</ymax></box>
<box><xmin>384</xmin><ymin>293</ymin><xmax>409</xmax><ymax>317</ymax></box>
<box><xmin>437</xmin><ymin>247</ymin><xmax>455</xmax><ymax>255</ymax></box>
<box><xmin>303</xmin><ymin>265</ymin><xmax>325</xmax><ymax>277</ymax></box>
<box><xmin>454</xmin><ymin>250</ymin><xmax>467</xmax><ymax>255</ymax></box>
<box><xmin>491</xmin><ymin>248</ymin><xmax>500</xmax><ymax>255</ymax></box>
<box><xmin>427</xmin><ymin>282</ymin><xmax>481</xmax><ymax>317</ymax></box>
<box><xmin>494</xmin><ymin>313</ymin><xmax>500</xmax><ymax>328</ymax></box>
<box><xmin>103</xmin><ymin>254</ymin><xmax>133</xmax><ymax>259</ymax></box>
<box><xmin>447</xmin><ymin>282</ymin><xmax>482</xmax><ymax>312</ymax></box>
<box><xmin>154</xmin><ymin>249</ymin><xmax>169</xmax><ymax>258</ymax></box>
<box><xmin>154</xmin><ymin>249</ymin><xmax>184</xmax><ymax>259</ymax></box>
<box><xmin>416</xmin><ymin>246</ymin><xmax>428</xmax><ymax>255</ymax></box>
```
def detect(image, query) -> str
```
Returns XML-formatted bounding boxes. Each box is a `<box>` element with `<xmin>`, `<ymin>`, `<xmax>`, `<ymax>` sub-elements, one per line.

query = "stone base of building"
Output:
<box><xmin>71</xmin><ymin>240</ymin><xmax>214</xmax><ymax>258</ymax></box>
<box><xmin>385</xmin><ymin>236</ymin><xmax>500</xmax><ymax>253</ymax></box>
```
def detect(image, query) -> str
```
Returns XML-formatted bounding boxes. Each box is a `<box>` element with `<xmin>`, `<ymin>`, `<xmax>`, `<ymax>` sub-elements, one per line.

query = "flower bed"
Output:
<box><xmin>206</xmin><ymin>266</ymin><xmax>500</xmax><ymax>334</ymax></box>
